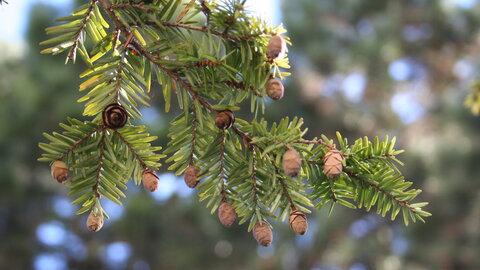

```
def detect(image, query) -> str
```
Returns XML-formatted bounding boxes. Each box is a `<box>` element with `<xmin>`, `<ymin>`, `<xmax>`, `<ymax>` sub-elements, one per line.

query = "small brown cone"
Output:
<box><xmin>282</xmin><ymin>148</ymin><xmax>302</xmax><ymax>177</ymax></box>
<box><xmin>253</xmin><ymin>223</ymin><xmax>273</xmax><ymax>247</ymax></box>
<box><xmin>266</xmin><ymin>78</ymin><xmax>284</xmax><ymax>100</ymax></box>
<box><xmin>184</xmin><ymin>165</ymin><xmax>200</xmax><ymax>188</ymax></box>
<box><xmin>102</xmin><ymin>103</ymin><xmax>128</xmax><ymax>129</ymax></box>
<box><xmin>215</xmin><ymin>110</ymin><xmax>235</xmax><ymax>129</ymax></box>
<box><xmin>86</xmin><ymin>212</ymin><xmax>104</xmax><ymax>232</ymax></box>
<box><xmin>289</xmin><ymin>210</ymin><xmax>308</xmax><ymax>235</ymax></box>
<box><xmin>323</xmin><ymin>149</ymin><xmax>343</xmax><ymax>179</ymax></box>
<box><xmin>51</xmin><ymin>161</ymin><xmax>69</xmax><ymax>183</ymax></box>
<box><xmin>142</xmin><ymin>169</ymin><xmax>159</xmax><ymax>192</ymax></box>
<box><xmin>218</xmin><ymin>202</ymin><xmax>237</xmax><ymax>227</ymax></box>
<box><xmin>267</xmin><ymin>35</ymin><xmax>286</xmax><ymax>59</ymax></box>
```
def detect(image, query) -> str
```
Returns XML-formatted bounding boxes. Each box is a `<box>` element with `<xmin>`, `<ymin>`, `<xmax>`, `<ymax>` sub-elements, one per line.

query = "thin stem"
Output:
<box><xmin>293</xmin><ymin>139</ymin><xmax>335</xmax><ymax>149</ymax></box>
<box><xmin>189</xmin><ymin>106</ymin><xmax>198</xmax><ymax>165</ymax></box>
<box><xmin>275</xmin><ymin>165</ymin><xmax>296</xmax><ymax>211</ymax></box>
<box><xmin>110</xmin><ymin>2</ymin><xmax>150</xmax><ymax>12</ymax></box>
<box><xmin>115</xmin><ymin>131</ymin><xmax>148</xmax><ymax>169</ymax></box>
<box><xmin>346</xmin><ymin>171</ymin><xmax>416</xmax><ymax>213</ymax></box>
<box><xmin>68</xmin><ymin>0</ymin><xmax>98</xmax><ymax>61</ymax></box>
<box><xmin>58</xmin><ymin>126</ymin><xmax>101</xmax><ymax>160</ymax></box>
<box><xmin>328</xmin><ymin>178</ymin><xmax>338</xmax><ymax>203</ymax></box>
<box><xmin>92</xmin><ymin>130</ymin><xmax>106</xmax><ymax>198</ymax></box>
<box><xmin>250</xmin><ymin>145</ymin><xmax>258</xmax><ymax>206</ymax></box>
<box><xmin>113</xmin><ymin>60</ymin><xmax>125</xmax><ymax>103</ymax></box>
<box><xmin>147</xmin><ymin>21</ymin><xmax>264</xmax><ymax>41</ymax></box>
<box><xmin>219</xmin><ymin>129</ymin><xmax>227</xmax><ymax>201</ymax></box>
<box><xmin>264</xmin><ymin>153</ymin><xmax>296</xmax><ymax>210</ymax></box>
<box><xmin>174</xmin><ymin>60</ymin><xmax>223</xmax><ymax>71</ymax></box>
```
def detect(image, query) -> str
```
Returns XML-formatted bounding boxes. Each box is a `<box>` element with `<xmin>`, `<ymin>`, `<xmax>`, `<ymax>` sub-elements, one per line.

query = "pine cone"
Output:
<box><xmin>253</xmin><ymin>222</ymin><xmax>273</xmax><ymax>247</ymax></box>
<box><xmin>102</xmin><ymin>103</ymin><xmax>128</xmax><ymax>129</ymax></box>
<box><xmin>184</xmin><ymin>165</ymin><xmax>200</xmax><ymax>188</ymax></box>
<box><xmin>215</xmin><ymin>110</ymin><xmax>235</xmax><ymax>130</ymax></box>
<box><xmin>51</xmin><ymin>161</ymin><xmax>69</xmax><ymax>183</ymax></box>
<box><xmin>218</xmin><ymin>202</ymin><xmax>237</xmax><ymax>227</ymax></box>
<box><xmin>267</xmin><ymin>35</ymin><xmax>286</xmax><ymax>59</ymax></box>
<box><xmin>142</xmin><ymin>169</ymin><xmax>159</xmax><ymax>192</ymax></box>
<box><xmin>323</xmin><ymin>149</ymin><xmax>343</xmax><ymax>179</ymax></box>
<box><xmin>289</xmin><ymin>210</ymin><xmax>308</xmax><ymax>235</ymax></box>
<box><xmin>266</xmin><ymin>78</ymin><xmax>284</xmax><ymax>100</ymax></box>
<box><xmin>86</xmin><ymin>212</ymin><xmax>104</xmax><ymax>232</ymax></box>
<box><xmin>282</xmin><ymin>148</ymin><xmax>302</xmax><ymax>177</ymax></box>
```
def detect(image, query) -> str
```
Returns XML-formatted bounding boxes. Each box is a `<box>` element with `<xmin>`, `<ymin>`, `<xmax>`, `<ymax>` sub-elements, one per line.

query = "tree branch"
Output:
<box><xmin>92</xmin><ymin>130</ymin><xmax>106</xmax><ymax>198</ymax></box>
<box><xmin>345</xmin><ymin>171</ymin><xmax>416</xmax><ymax>213</ymax></box>
<box><xmin>58</xmin><ymin>126</ymin><xmax>101</xmax><ymax>160</ymax></box>
<box><xmin>115</xmin><ymin>130</ymin><xmax>147</xmax><ymax>169</ymax></box>
<box><xmin>68</xmin><ymin>0</ymin><xmax>98</xmax><ymax>61</ymax></box>
<box><xmin>189</xmin><ymin>106</ymin><xmax>198</xmax><ymax>165</ymax></box>
<box><xmin>219</xmin><ymin>129</ymin><xmax>227</xmax><ymax>201</ymax></box>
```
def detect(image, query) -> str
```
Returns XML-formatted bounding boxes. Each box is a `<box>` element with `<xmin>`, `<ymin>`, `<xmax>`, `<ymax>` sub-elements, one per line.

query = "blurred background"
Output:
<box><xmin>1</xmin><ymin>0</ymin><xmax>480</xmax><ymax>269</ymax></box>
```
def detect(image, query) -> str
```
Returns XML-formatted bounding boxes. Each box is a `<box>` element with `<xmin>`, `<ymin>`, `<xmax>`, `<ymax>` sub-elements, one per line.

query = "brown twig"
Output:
<box><xmin>58</xmin><ymin>126</ymin><xmax>101</xmax><ymax>160</ymax></box>
<box><xmin>219</xmin><ymin>129</ymin><xmax>227</xmax><ymax>201</ymax></box>
<box><xmin>194</xmin><ymin>80</ymin><xmax>263</xmax><ymax>97</ymax></box>
<box><xmin>275</xmin><ymin>164</ymin><xmax>297</xmax><ymax>211</ymax></box>
<box><xmin>189</xmin><ymin>106</ymin><xmax>198</xmax><ymax>165</ymax></box>
<box><xmin>110</xmin><ymin>2</ymin><xmax>150</xmax><ymax>12</ymax></box>
<box><xmin>250</xmin><ymin>145</ymin><xmax>258</xmax><ymax>205</ymax></box>
<box><xmin>345</xmin><ymin>171</ymin><xmax>415</xmax><ymax>213</ymax></box>
<box><xmin>92</xmin><ymin>130</ymin><xmax>106</xmax><ymax>198</ymax></box>
<box><xmin>68</xmin><ymin>0</ymin><xmax>98</xmax><ymax>61</ymax></box>
<box><xmin>144</xmin><ymin>21</ymin><xmax>264</xmax><ymax>41</ymax></box>
<box><xmin>293</xmin><ymin>139</ymin><xmax>335</xmax><ymax>149</ymax></box>
<box><xmin>113</xmin><ymin>61</ymin><xmax>125</xmax><ymax>103</ymax></box>
<box><xmin>115</xmin><ymin>131</ymin><xmax>148</xmax><ymax>169</ymax></box>
<box><xmin>174</xmin><ymin>60</ymin><xmax>223</xmax><ymax>72</ymax></box>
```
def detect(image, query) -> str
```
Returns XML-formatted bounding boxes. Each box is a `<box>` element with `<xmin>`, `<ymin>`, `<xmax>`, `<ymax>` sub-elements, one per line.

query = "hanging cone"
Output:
<box><xmin>218</xmin><ymin>202</ymin><xmax>237</xmax><ymax>227</ymax></box>
<box><xmin>51</xmin><ymin>161</ymin><xmax>69</xmax><ymax>183</ymax></box>
<box><xmin>289</xmin><ymin>210</ymin><xmax>308</xmax><ymax>235</ymax></box>
<box><xmin>323</xmin><ymin>149</ymin><xmax>343</xmax><ymax>179</ymax></box>
<box><xmin>252</xmin><ymin>222</ymin><xmax>273</xmax><ymax>247</ymax></box>
<box><xmin>142</xmin><ymin>169</ymin><xmax>159</xmax><ymax>192</ymax></box>
<box><xmin>282</xmin><ymin>148</ymin><xmax>302</xmax><ymax>177</ymax></box>
<box><xmin>86</xmin><ymin>212</ymin><xmax>104</xmax><ymax>232</ymax></box>
<box><xmin>215</xmin><ymin>110</ymin><xmax>235</xmax><ymax>129</ymax></box>
<box><xmin>267</xmin><ymin>35</ymin><xmax>286</xmax><ymax>59</ymax></box>
<box><xmin>102</xmin><ymin>103</ymin><xmax>128</xmax><ymax>129</ymax></box>
<box><xmin>266</xmin><ymin>78</ymin><xmax>284</xmax><ymax>100</ymax></box>
<box><xmin>184</xmin><ymin>165</ymin><xmax>200</xmax><ymax>188</ymax></box>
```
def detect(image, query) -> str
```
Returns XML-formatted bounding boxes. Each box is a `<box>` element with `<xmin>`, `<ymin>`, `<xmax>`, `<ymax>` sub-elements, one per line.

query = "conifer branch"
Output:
<box><xmin>58</xmin><ymin>126</ymin><xmax>101</xmax><ymax>160</ymax></box>
<box><xmin>345</xmin><ymin>171</ymin><xmax>416</xmax><ymax>213</ymax></box>
<box><xmin>328</xmin><ymin>178</ymin><xmax>338</xmax><ymax>203</ymax></box>
<box><xmin>189</xmin><ymin>106</ymin><xmax>198</xmax><ymax>166</ymax></box>
<box><xmin>265</xmin><ymin>154</ymin><xmax>296</xmax><ymax>210</ymax></box>
<box><xmin>110</xmin><ymin>2</ymin><xmax>150</xmax><ymax>12</ymax></box>
<box><xmin>146</xmin><ymin>22</ymin><xmax>265</xmax><ymax>41</ymax></box>
<box><xmin>276</xmin><ymin>165</ymin><xmax>297</xmax><ymax>211</ymax></box>
<box><xmin>219</xmin><ymin>129</ymin><xmax>227</xmax><ymax>201</ymax></box>
<box><xmin>250</xmin><ymin>146</ymin><xmax>258</xmax><ymax>205</ymax></box>
<box><xmin>115</xmin><ymin>130</ymin><xmax>148</xmax><ymax>169</ymax></box>
<box><xmin>39</xmin><ymin>0</ymin><xmax>430</xmax><ymax>233</ymax></box>
<box><xmin>68</xmin><ymin>0</ymin><xmax>98</xmax><ymax>61</ymax></box>
<box><xmin>93</xmin><ymin>130</ymin><xmax>106</xmax><ymax>198</ymax></box>
<box><xmin>293</xmin><ymin>139</ymin><xmax>335</xmax><ymax>149</ymax></box>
